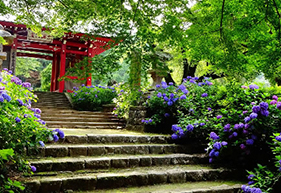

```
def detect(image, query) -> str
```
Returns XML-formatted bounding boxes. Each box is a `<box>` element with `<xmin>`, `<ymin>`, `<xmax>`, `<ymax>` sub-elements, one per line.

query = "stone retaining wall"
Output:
<box><xmin>125</xmin><ymin>106</ymin><xmax>146</xmax><ymax>132</ymax></box>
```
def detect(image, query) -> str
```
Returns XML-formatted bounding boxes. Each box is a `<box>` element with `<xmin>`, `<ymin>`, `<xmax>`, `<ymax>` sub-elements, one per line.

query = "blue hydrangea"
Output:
<box><xmin>157</xmin><ymin>92</ymin><xmax>162</xmax><ymax>98</ymax></box>
<box><xmin>164</xmin><ymin>113</ymin><xmax>170</xmax><ymax>117</ymax></box>
<box><xmin>210</xmin><ymin>132</ymin><xmax>219</xmax><ymax>140</ymax></box>
<box><xmin>39</xmin><ymin>141</ymin><xmax>45</xmax><ymax>147</ymax></box>
<box><xmin>214</xmin><ymin>151</ymin><xmax>219</xmax><ymax>157</ymax></box>
<box><xmin>246</xmin><ymin>139</ymin><xmax>254</xmax><ymax>145</ymax></box>
<box><xmin>199</xmin><ymin>123</ymin><xmax>205</xmax><ymax>126</ymax></box>
<box><xmin>244</xmin><ymin>116</ymin><xmax>251</xmax><ymax>123</ymax></box>
<box><xmin>172</xmin><ymin>125</ymin><xmax>181</xmax><ymax>132</ymax></box>
<box><xmin>178</xmin><ymin>84</ymin><xmax>186</xmax><ymax>90</ymax></box>
<box><xmin>164</xmin><ymin>96</ymin><xmax>169</xmax><ymax>101</ymax></box>
<box><xmin>180</xmin><ymin>95</ymin><xmax>186</xmax><ymax>100</ymax></box>
<box><xmin>248</xmin><ymin>174</ymin><xmax>255</xmax><ymax>180</ymax></box>
<box><xmin>182</xmin><ymin>89</ymin><xmax>189</xmax><ymax>94</ymax></box>
<box><xmin>233</xmin><ymin>132</ymin><xmax>238</xmax><ymax>137</ymax></box>
<box><xmin>207</xmin><ymin>107</ymin><xmax>212</xmax><ymax>111</ymax></box>
<box><xmin>252</xmin><ymin>106</ymin><xmax>260</xmax><ymax>113</ymax></box>
<box><xmin>223</xmin><ymin>124</ymin><xmax>231</xmax><ymax>132</ymax></box>
<box><xmin>156</xmin><ymin>84</ymin><xmax>160</xmax><ymax>88</ymax></box>
<box><xmin>167</xmin><ymin>101</ymin><xmax>173</xmax><ymax>106</ymax></box>
<box><xmin>170</xmin><ymin>93</ymin><xmax>174</xmax><ymax>98</ymax></box>
<box><xmin>249</xmin><ymin>113</ymin><xmax>258</xmax><ymax>119</ymax></box>
<box><xmin>213</xmin><ymin>142</ymin><xmax>221</xmax><ymax>150</ymax></box>
<box><xmin>234</xmin><ymin>124</ymin><xmax>239</xmax><ymax>130</ymax></box>
<box><xmin>190</xmin><ymin>80</ymin><xmax>196</xmax><ymax>84</ymax></box>
<box><xmin>216</xmin><ymin>115</ymin><xmax>222</xmax><ymax>119</ymax></box>
<box><xmin>201</xmin><ymin>93</ymin><xmax>208</xmax><ymax>97</ymax></box>
<box><xmin>171</xmin><ymin>133</ymin><xmax>178</xmax><ymax>140</ymax></box>
<box><xmin>30</xmin><ymin>166</ymin><xmax>36</xmax><ymax>172</ymax></box>
<box><xmin>53</xmin><ymin>129</ymin><xmax>65</xmax><ymax>139</ymax></box>
<box><xmin>259</xmin><ymin>102</ymin><xmax>268</xmax><ymax>110</ymax></box>
<box><xmin>249</xmin><ymin>84</ymin><xmax>259</xmax><ymax>90</ymax></box>
<box><xmin>186</xmin><ymin>124</ymin><xmax>194</xmax><ymax>132</ymax></box>
<box><xmin>0</xmin><ymin>96</ymin><xmax>4</xmax><ymax>102</ymax></box>
<box><xmin>277</xmin><ymin>136</ymin><xmax>281</xmax><ymax>142</ymax></box>
<box><xmin>2</xmin><ymin>93</ymin><xmax>11</xmax><ymax>102</ymax></box>
<box><xmin>53</xmin><ymin>134</ymin><xmax>59</xmax><ymax>142</ymax></box>
<box><xmin>17</xmin><ymin>99</ymin><xmax>24</xmax><ymax>106</ymax></box>
<box><xmin>221</xmin><ymin>141</ymin><xmax>228</xmax><ymax>146</ymax></box>
<box><xmin>15</xmin><ymin>117</ymin><xmax>21</xmax><ymax>123</ymax></box>
<box><xmin>260</xmin><ymin>109</ymin><xmax>269</xmax><ymax>117</ymax></box>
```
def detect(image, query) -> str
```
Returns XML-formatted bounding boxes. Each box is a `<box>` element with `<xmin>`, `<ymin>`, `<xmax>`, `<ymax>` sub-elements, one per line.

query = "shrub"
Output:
<box><xmin>40</xmin><ymin>63</ymin><xmax>52</xmax><ymax>91</ymax></box>
<box><xmin>0</xmin><ymin>69</ymin><xmax>64</xmax><ymax>192</ymax></box>
<box><xmin>71</xmin><ymin>84</ymin><xmax>117</xmax><ymax>111</ymax></box>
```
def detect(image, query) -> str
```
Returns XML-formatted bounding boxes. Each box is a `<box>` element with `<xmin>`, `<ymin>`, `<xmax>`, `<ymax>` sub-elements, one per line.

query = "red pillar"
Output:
<box><xmin>50</xmin><ymin>53</ymin><xmax>57</xmax><ymax>92</ymax></box>
<box><xmin>86</xmin><ymin>42</ymin><xmax>94</xmax><ymax>86</ymax></box>
<box><xmin>59</xmin><ymin>41</ymin><xmax>66</xmax><ymax>93</ymax></box>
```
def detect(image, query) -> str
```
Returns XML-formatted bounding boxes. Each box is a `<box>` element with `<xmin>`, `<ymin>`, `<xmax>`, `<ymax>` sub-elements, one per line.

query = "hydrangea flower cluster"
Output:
<box><xmin>241</xmin><ymin>185</ymin><xmax>263</xmax><ymax>193</ymax></box>
<box><xmin>52</xmin><ymin>129</ymin><xmax>65</xmax><ymax>142</ymax></box>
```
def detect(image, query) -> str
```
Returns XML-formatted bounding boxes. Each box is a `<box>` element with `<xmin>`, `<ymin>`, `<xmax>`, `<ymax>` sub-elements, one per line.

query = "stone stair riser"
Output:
<box><xmin>60</xmin><ymin>135</ymin><xmax>171</xmax><ymax>144</ymax></box>
<box><xmin>32</xmin><ymin>145</ymin><xmax>205</xmax><ymax>157</ymax></box>
<box><xmin>25</xmin><ymin>169</ymin><xmax>237</xmax><ymax>193</ymax></box>
<box><xmin>45</xmin><ymin>125</ymin><xmax>124</xmax><ymax>129</ymax></box>
<box><xmin>42</xmin><ymin>117</ymin><xmax>124</xmax><ymax>122</ymax></box>
<box><xmin>30</xmin><ymin>155</ymin><xmax>208</xmax><ymax>172</ymax></box>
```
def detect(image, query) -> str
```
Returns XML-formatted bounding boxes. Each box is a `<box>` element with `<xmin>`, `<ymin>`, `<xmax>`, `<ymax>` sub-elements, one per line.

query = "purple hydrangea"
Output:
<box><xmin>167</xmin><ymin>101</ymin><xmax>173</xmax><ymax>106</ymax></box>
<box><xmin>273</xmin><ymin>95</ymin><xmax>278</xmax><ymax>100</ymax></box>
<box><xmin>250</xmin><ymin>113</ymin><xmax>258</xmax><ymax>119</ymax></box>
<box><xmin>164</xmin><ymin>113</ymin><xmax>170</xmax><ymax>117</ymax></box>
<box><xmin>2</xmin><ymin>93</ymin><xmax>11</xmax><ymax>102</ymax></box>
<box><xmin>221</xmin><ymin>141</ymin><xmax>228</xmax><ymax>146</ymax></box>
<box><xmin>207</xmin><ymin>107</ymin><xmax>212</xmax><ymax>111</ymax></box>
<box><xmin>168</xmin><ymin>82</ymin><xmax>173</xmax><ymax>85</ymax></box>
<box><xmin>240</xmin><ymin>144</ymin><xmax>246</xmax><ymax>149</ymax></box>
<box><xmin>252</xmin><ymin>106</ymin><xmax>260</xmax><ymax>113</ymax></box>
<box><xmin>156</xmin><ymin>84</ymin><xmax>161</xmax><ymax>88</ymax></box>
<box><xmin>182</xmin><ymin>89</ymin><xmax>189</xmax><ymax>94</ymax></box>
<box><xmin>260</xmin><ymin>109</ymin><xmax>269</xmax><ymax>117</ymax></box>
<box><xmin>244</xmin><ymin>116</ymin><xmax>251</xmax><ymax>123</ymax></box>
<box><xmin>164</xmin><ymin>96</ymin><xmax>169</xmax><ymax>101</ymax></box>
<box><xmin>213</xmin><ymin>142</ymin><xmax>222</xmax><ymax>150</ymax></box>
<box><xmin>216</xmin><ymin>115</ymin><xmax>222</xmax><ymax>119</ymax></box>
<box><xmin>246</xmin><ymin>139</ymin><xmax>254</xmax><ymax>145</ymax></box>
<box><xmin>157</xmin><ymin>92</ymin><xmax>162</xmax><ymax>98</ymax></box>
<box><xmin>178</xmin><ymin>84</ymin><xmax>186</xmax><ymax>90</ymax></box>
<box><xmin>30</xmin><ymin>166</ymin><xmax>36</xmax><ymax>172</ymax></box>
<box><xmin>210</xmin><ymin>132</ymin><xmax>219</xmax><ymax>140</ymax></box>
<box><xmin>244</xmin><ymin>124</ymin><xmax>250</xmax><ymax>129</ymax></box>
<box><xmin>180</xmin><ymin>95</ymin><xmax>186</xmax><ymax>100</ymax></box>
<box><xmin>161</xmin><ymin>82</ymin><xmax>168</xmax><ymax>89</ymax></box>
<box><xmin>199</xmin><ymin>123</ymin><xmax>205</xmax><ymax>126</ymax></box>
<box><xmin>190</xmin><ymin>80</ymin><xmax>196</xmax><ymax>84</ymax></box>
<box><xmin>170</xmin><ymin>93</ymin><xmax>174</xmax><ymax>98</ymax></box>
<box><xmin>270</xmin><ymin>100</ymin><xmax>277</xmax><ymax>105</ymax></box>
<box><xmin>214</xmin><ymin>151</ymin><xmax>219</xmax><ymax>157</ymax></box>
<box><xmin>53</xmin><ymin>129</ymin><xmax>65</xmax><ymax>139</ymax></box>
<box><xmin>234</xmin><ymin>124</ymin><xmax>239</xmax><ymax>130</ymax></box>
<box><xmin>172</xmin><ymin>125</ymin><xmax>180</xmax><ymax>132</ymax></box>
<box><xmin>201</xmin><ymin>93</ymin><xmax>208</xmax><ymax>97</ymax></box>
<box><xmin>17</xmin><ymin>99</ymin><xmax>24</xmax><ymax>106</ymax></box>
<box><xmin>249</xmin><ymin>84</ymin><xmax>259</xmax><ymax>90</ymax></box>
<box><xmin>233</xmin><ymin>132</ymin><xmax>238</xmax><ymax>137</ymax></box>
<box><xmin>259</xmin><ymin>102</ymin><xmax>268</xmax><ymax>110</ymax></box>
<box><xmin>171</xmin><ymin>133</ymin><xmax>178</xmax><ymax>140</ymax></box>
<box><xmin>39</xmin><ymin>141</ymin><xmax>45</xmax><ymax>147</ymax></box>
<box><xmin>15</xmin><ymin>117</ymin><xmax>21</xmax><ymax>123</ymax></box>
<box><xmin>242</xmin><ymin>111</ymin><xmax>248</xmax><ymax>114</ymax></box>
<box><xmin>53</xmin><ymin>134</ymin><xmax>59</xmax><ymax>142</ymax></box>
<box><xmin>0</xmin><ymin>96</ymin><xmax>4</xmax><ymax>103</ymax></box>
<box><xmin>248</xmin><ymin>174</ymin><xmax>255</xmax><ymax>180</ymax></box>
<box><xmin>275</xmin><ymin>135</ymin><xmax>281</xmax><ymax>142</ymax></box>
<box><xmin>241</xmin><ymin>85</ymin><xmax>248</xmax><ymax>89</ymax></box>
<box><xmin>224</xmin><ymin>124</ymin><xmax>231</xmax><ymax>132</ymax></box>
<box><xmin>277</xmin><ymin>102</ymin><xmax>281</xmax><ymax>110</ymax></box>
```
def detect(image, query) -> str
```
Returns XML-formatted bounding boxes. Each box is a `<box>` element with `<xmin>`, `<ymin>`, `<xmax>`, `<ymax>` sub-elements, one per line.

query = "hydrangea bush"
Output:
<box><xmin>71</xmin><ymin>84</ymin><xmax>117</xmax><ymax>111</ymax></box>
<box><xmin>0</xmin><ymin>69</ymin><xmax>64</xmax><ymax>192</ymax></box>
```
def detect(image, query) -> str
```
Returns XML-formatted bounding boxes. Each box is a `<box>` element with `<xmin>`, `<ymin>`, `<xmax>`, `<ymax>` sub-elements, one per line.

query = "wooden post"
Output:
<box><xmin>59</xmin><ymin>40</ymin><xmax>66</xmax><ymax>92</ymax></box>
<box><xmin>86</xmin><ymin>42</ymin><xmax>94</xmax><ymax>86</ymax></box>
<box><xmin>50</xmin><ymin>53</ymin><xmax>57</xmax><ymax>91</ymax></box>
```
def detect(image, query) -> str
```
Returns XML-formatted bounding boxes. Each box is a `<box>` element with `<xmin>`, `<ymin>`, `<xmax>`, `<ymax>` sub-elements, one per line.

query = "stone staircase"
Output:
<box><xmin>33</xmin><ymin>92</ymin><xmax>125</xmax><ymax>129</ymax></box>
<box><xmin>23</xmin><ymin>92</ymin><xmax>243</xmax><ymax>193</ymax></box>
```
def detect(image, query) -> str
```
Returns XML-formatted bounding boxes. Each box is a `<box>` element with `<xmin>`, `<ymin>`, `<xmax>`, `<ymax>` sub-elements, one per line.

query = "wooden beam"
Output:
<box><xmin>17</xmin><ymin>41</ymin><xmax>61</xmax><ymax>52</ymax></box>
<box><xmin>66</xmin><ymin>49</ymin><xmax>87</xmax><ymax>56</ymax></box>
<box><xmin>17</xmin><ymin>52</ymin><xmax>53</xmax><ymax>60</ymax></box>
<box><xmin>17</xmin><ymin>47</ymin><xmax>54</xmax><ymax>54</ymax></box>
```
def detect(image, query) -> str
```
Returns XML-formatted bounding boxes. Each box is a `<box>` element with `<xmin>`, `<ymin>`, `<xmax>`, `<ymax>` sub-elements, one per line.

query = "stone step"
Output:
<box><xmin>32</xmin><ymin>144</ymin><xmax>205</xmax><ymax>157</ymax></box>
<box><xmin>60</xmin><ymin>134</ymin><xmax>171</xmax><ymax>144</ymax></box>
<box><xmin>42</xmin><ymin>117</ymin><xmax>123</xmax><ymax>122</ymax></box>
<box><xmin>41</xmin><ymin>109</ymin><xmax>114</xmax><ymax>115</ymax></box>
<box><xmin>46</xmin><ymin>125</ymin><xmax>125</xmax><ymax>129</ymax></box>
<box><xmin>35</xmin><ymin>107</ymin><xmax>73</xmax><ymax>110</ymax></box>
<box><xmin>28</xmin><ymin>154</ymin><xmax>208</xmax><ymax>172</ymax></box>
<box><xmin>46</xmin><ymin>121</ymin><xmax>124</xmax><ymax>127</ymax></box>
<box><xmin>75</xmin><ymin>181</ymin><xmax>242</xmax><ymax>193</ymax></box>
<box><xmin>41</xmin><ymin>114</ymin><xmax>116</xmax><ymax>118</ymax></box>
<box><xmin>24</xmin><ymin>165</ymin><xmax>240</xmax><ymax>192</ymax></box>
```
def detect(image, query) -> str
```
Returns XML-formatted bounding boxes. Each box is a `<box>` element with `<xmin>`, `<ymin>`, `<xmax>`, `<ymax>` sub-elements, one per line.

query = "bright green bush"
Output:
<box><xmin>71</xmin><ymin>84</ymin><xmax>117</xmax><ymax>111</ymax></box>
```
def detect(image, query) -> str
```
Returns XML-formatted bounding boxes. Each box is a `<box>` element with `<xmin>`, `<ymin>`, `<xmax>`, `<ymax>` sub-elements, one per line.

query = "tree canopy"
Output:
<box><xmin>1</xmin><ymin>0</ymin><xmax>281</xmax><ymax>84</ymax></box>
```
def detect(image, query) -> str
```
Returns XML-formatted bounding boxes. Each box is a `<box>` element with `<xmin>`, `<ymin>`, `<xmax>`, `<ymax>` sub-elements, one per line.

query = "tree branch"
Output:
<box><xmin>272</xmin><ymin>0</ymin><xmax>281</xmax><ymax>45</ymax></box>
<box><xmin>220</xmin><ymin>0</ymin><xmax>226</xmax><ymax>40</ymax></box>
<box><xmin>58</xmin><ymin>0</ymin><xmax>68</xmax><ymax>8</ymax></box>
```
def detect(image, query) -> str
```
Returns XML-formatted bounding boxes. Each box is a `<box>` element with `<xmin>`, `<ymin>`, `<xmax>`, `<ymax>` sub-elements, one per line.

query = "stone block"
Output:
<box><xmin>149</xmin><ymin>146</ymin><xmax>164</xmax><ymax>154</ymax></box>
<box><xmin>170</xmin><ymin>155</ymin><xmax>191</xmax><ymax>165</ymax></box>
<box><xmin>186</xmin><ymin>170</ymin><xmax>204</xmax><ymax>181</ymax></box>
<box><xmin>150</xmin><ymin>136</ymin><xmax>168</xmax><ymax>144</ymax></box>
<box><xmin>135</xmin><ymin>145</ymin><xmax>149</xmax><ymax>154</ymax></box>
<box><xmin>52</xmin><ymin>161</ymin><xmax>85</xmax><ymax>171</ymax></box>
<box><xmin>152</xmin><ymin>157</ymin><xmax>171</xmax><ymax>166</ymax></box>
<box><xmin>69</xmin><ymin>147</ymin><xmax>87</xmax><ymax>157</ymax></box>
<box><xmin>163</xmin><ymin>145</ymin><xmax>176</xmax><ymax>154</ymax></box>
<box><xmin>87</xmin><ymin>135</ymin><xmax>100</xmax><ymax>143</ymax></box>
<box><xmin>140</xmin><ymin>157</ymin><xmax>152</xmax><ymax>167</ymax></box>
<box><xmin>168</xmin><ymin>171</ymin><xmax>186</xmax><ymax>183</ymax></box>
<box><xmin>61</xmin><ymin>176</ymin><xmax>97</xmax><ymax>191</ymax></box>
<box><xmin>111</xmin><ymin>158</ymin><xmax>129</xmax><ymax>168</ymax></box>
<box><xmin>85</xmin><ymin>158</ymin><xmax>110</xmax><ymax>169</ymax></box>
<box><xmin>32</xmin><ymin>161</ymin><xmax>53</xmax><ymax>172</ymax></box>
<box><xmin>147</xmin><ymin>172</ymin><xmax>168</xmax><ymax>185</ymax></box>
<box><xmin>88</xmin><ymin>146</ymin><xmax>106</xmax><ymax>156</ymax></box>
<box><xmin>96</xmin><ymin>175</ymin><xmax>128</xmax><ymax>189</ymax></box>
<box><xmin>65</xmin><ymin>135</ymin><xmax>87</xmax><ymax>144</ymax></box>
<box><xmin>105</xmin><ymin>146</ymin><xmax>115</xmax><ymax>155</ymax></box>
<box><xmin>38</xmin><ymin>178</ymin><xmax>62</xmax><ymax>193</ymax></box>
<box><xmin>45</xmin><ymin>147</ymin><xmax>68</xmax><ymax>157</ymax></box>
<box><xmin>24</xmin><ymin>180</ymin><xmax>40</xmax><ymax>192</ymax></box>
<box><xmin>128</xmin><ymin>157</ymin><xmax>140</xmax><ymax>167</ymax></box>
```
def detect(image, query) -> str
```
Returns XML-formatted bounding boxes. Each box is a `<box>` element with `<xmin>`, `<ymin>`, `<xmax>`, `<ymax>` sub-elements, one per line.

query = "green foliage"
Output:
<box><xmin>40</xmin><ymin>63</ymin><xmax>52</xmax><ymax>91</ymax></box>
<box><xmin>71</xmin><ymin>85</ymin><xmax>117</xmax><ymax>111</ymax></box>
<box><xmin>15</xmin><ymin>57</ymin><xmax>41</xmax><ymax>78</ymax></box>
